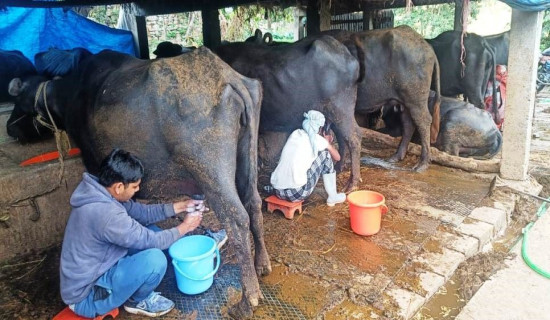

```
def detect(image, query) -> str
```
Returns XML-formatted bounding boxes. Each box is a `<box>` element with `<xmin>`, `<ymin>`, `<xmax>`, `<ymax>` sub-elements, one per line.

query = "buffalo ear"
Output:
<box><xmin>8</xmin><ymin>78</ymin><xmax>23</xmax><ymax>97</ymax></box>
<box><xmin>263</xmin><ymin>32</ymin><xmax>273</xmax><ymax>44</ymax></box>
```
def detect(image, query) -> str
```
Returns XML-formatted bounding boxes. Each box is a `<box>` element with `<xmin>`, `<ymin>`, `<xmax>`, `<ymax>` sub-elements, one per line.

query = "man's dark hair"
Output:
<box><xmin>97</xmin><ymin>148</ymin><xmax>144</xmax><ymax>187</ymax></box>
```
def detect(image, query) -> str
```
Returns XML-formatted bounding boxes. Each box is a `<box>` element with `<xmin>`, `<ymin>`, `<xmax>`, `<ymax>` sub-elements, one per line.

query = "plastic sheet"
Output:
<box><xmin>0</xmin><ymin>7</ymin><xmax>136</xmax><ymax>63</ymax></box>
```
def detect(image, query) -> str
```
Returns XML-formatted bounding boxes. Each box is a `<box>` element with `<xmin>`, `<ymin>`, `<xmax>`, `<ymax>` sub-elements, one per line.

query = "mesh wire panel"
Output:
<box><xmin>158</xmin><ymin>263</ymin><xmax>306</xmax><ymax>320</ymax></box>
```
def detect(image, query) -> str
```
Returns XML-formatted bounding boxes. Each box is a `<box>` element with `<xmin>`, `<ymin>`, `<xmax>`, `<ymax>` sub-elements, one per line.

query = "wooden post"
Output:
<box><xmin>454</xmin><ymin>0</ymin><xmax>464</xmax><ymax>31</ymax></box>
<box><xmin>306</xmin><ymin>0</ymin><xmax>320</xmax><ymax>36</ymax></box>
<box><xmin>362</xmin><ymin>9</ymin><xmax>374</xmax><ymax>31</ymax></box>
<box><xmin>320</xmin><ymin>0</ymin><xmax>331</xmax><ymax>31</ymax></box>
<box><xmin>135</xmin><ymin>16</ymin><xmax>149</xmax><ymax>59</ymax></box>
<box><xmin>201</xmin><ymin>7</ymin><xmax>221</xmax><ymax>49</ymax></box>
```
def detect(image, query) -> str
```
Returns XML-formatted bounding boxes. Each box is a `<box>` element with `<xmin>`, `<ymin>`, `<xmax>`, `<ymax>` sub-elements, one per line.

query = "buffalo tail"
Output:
<box><xmin>430</xmin><ymin>58</ymin><xmax>441</xmax><ymax>144</ymax></box>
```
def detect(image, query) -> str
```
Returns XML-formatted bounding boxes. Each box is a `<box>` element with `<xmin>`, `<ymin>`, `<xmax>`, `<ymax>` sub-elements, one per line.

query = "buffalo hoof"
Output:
<box><xmin>334</xmin><ymin>161</ymin><xmax>343</xmax><ymax>173</ymax></box>
<box><xmin>229</xmin><ymin>297</ymin><xmax>255</xmax><ymax>319</ymax></box>
<box><xmin>412</xmin><ymin>162</ymin><xmax>429</xmax><ymax>172</ymax></box>
<box><xmin>343</xmin><ymin>177</ymin><xmax>360</xmax><ymax>193</ymax></box>
<box><xmin>387</xmin><ymin>154</ymin><xmax>401</xmax><ymax>163</ymax></box>
<box><xmin>255</xmin><ymin>260</ymin><xmax>272</xmax><ymax>277</ymax></box>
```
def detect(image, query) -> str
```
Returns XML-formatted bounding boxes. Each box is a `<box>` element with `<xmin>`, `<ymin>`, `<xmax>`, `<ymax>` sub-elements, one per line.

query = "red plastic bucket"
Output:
<box><xmin>347</xmin><ymin>190</ymin><xmax>388</xmax><ymax>236</ymax></box>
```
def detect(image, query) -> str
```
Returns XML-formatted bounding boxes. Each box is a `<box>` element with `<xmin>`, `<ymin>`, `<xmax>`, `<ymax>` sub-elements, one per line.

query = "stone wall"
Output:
<box><xmin>0</xmin><ymin>158</ymin><xmax>85</xmax><ymax>262</ymax></box>
<box><xmin>146</xmin><ymin>13</ymin><xmax>201</xmax><ymax>54</ymax></box>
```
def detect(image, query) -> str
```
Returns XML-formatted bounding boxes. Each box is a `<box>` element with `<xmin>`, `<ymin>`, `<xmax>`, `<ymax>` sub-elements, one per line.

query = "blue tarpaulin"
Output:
<box><xmin>0</xmin><ymin>7</ymin><xmax>136</xmax><ymax>63</ymax></box>
<box><xmin>499</xmin><ymin>0</ymin><xmax>550</xmax><ymax>11</ymax></box>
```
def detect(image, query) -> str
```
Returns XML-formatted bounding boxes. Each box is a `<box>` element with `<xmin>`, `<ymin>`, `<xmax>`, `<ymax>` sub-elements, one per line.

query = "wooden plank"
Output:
<box><xmin>360</xmin><ymin>127</ymin><xmax>501</xmax><ymax>173</ymax></box>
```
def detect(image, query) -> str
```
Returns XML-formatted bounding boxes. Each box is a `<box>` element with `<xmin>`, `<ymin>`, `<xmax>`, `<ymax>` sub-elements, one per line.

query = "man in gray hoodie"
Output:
<box><xmin>60</xmin><ymin>149</ymin><xmax>205</xmax><ymax>318</ymax></box>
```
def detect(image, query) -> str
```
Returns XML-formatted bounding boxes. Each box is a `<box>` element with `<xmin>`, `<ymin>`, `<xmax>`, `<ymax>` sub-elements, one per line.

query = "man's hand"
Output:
<box><xmin>176</xmin><ymin>212</ymin><xmax>202</xmax><ymax>236</ymax></box>
<box><xmin>173</xmin><ymin>199</ymin><xmax>208</xmax><ymax>215</ymax></box>
<box><xmin>323</xmin><ymin>133</ymin><xmax>334</xmax><ymax>144</ymax></box>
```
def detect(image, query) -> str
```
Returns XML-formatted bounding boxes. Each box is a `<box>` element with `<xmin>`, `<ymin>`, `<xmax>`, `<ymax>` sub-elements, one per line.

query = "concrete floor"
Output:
<box><xmin>454</xmin><ymin>90</ymin><xmax>550</xmax><ymax>320</ymax></box>
<box><xmin>1</xmin><ymin>95</ymin><xmax>547</xmax><ymax>319</ymax></box>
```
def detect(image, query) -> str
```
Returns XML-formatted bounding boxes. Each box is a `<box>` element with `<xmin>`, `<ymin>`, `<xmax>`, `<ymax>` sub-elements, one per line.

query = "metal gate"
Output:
<box><xmin>330</xmin><ymin>10</ymin><xmax>394</xmax><ymax>31</ymax></box>
<box><xmin>330</xmin><ymin>12</ymin><xmax>364</xmax><ymax>31</ymax></box>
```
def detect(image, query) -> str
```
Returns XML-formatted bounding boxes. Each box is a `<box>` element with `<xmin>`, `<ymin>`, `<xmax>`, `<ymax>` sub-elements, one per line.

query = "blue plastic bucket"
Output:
<box><xmin>168</xmin><ymin>235</ymin><xmax>220</xmax><ymax>295</ymax></box>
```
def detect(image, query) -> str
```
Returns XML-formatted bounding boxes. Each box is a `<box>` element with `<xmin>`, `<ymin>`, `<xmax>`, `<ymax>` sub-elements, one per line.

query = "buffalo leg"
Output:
<box><xmin>462</xmin><ymin>75</ymin><xmax>486</xmax><ymax>109</ymax></box>
<box><xmin>327</xmin><ymin>86</ymin><xmax>362</xmax><ymax>192</ymax></box>
<box><xmin>388</xmin><ymin>106</ymin><xmax>414</xmax><ymax>163</ymax></box>
<box><xmin>236</xmin><ymin>117</ymin><xmax>271</xmax><ymax>278</ymax></box>
<box><xmin>407</xmin><ymin>101</ymin><xmax>432</xmax><ymax>172</ymax></box>
<box><xmin>205</xmin><ymin>187</ymin><xmax>261</xmax><ymax>318</ymax></box>
<box><xmin>173</xmin><ymin>146</ymin><xmax>261</xmax><ymax>317</ymax></box>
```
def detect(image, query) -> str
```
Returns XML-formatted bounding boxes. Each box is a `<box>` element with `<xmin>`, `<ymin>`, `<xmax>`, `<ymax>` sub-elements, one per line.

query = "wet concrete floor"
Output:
<box><xmin>412</xmin><ymin>89</ymin><xmax>550</xmax><ymax>320</ymax></box>
<box><xmin>2</xmin><ymin>96</ymin><xmax>541</xmax><ymax>320</ymax></box>
<box><xmin>248</xmin><ymin>157</ymin><xmax>491</xmax><ymax>320</ymax></box>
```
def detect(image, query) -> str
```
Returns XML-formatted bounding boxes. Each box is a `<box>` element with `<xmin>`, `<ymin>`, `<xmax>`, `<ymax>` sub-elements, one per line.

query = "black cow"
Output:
<box><xmin>427</xmin><ymin>31</ymin><xmax>499</xmax><ymax>122</ymax></box>
<box><xmin>215</xmin><ymin>35</ymin><xmax>362</xmax><ymax>191</ymax></box>
<box><xmin>1</xmin><ymin>50</ymin><xmax>36</xmax><ymax>102</ymax></box>
<box><xmin>324</xmin><ymin>26</ymin><xmax>441</xmax><ymax>172</ymax></box>
<box><xmin>1</xmin><ymin>50</ymin><xmax>47</xmax><ymax>142</ymax></box>
<box><xmin>8</xmin><ymin>48</ymin><xmax>269</xmax><ymax>318</ymax></box>
<box><xmin>484</xmin><ymin>31</ymin><xmax>510</xmax><ymax>66</ymax></box>
<box><xmin>244</xmin><ymin>29</ymin><xmax>274</xmax><ymax>44</ymax></box>
<box><xmin>153</xmin><ymin>41</ymin><xmax>196</xmax><ymax>58</ymax></box>
<box><xmin>376</xmin><ymin>95</ymin><xmax>502</xmax><ymax>158</ymax></box>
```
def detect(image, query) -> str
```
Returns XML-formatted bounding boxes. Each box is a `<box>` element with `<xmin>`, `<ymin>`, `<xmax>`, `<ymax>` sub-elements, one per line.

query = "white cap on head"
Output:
<box><xmin>302</xmin><ymin>110</ymin><xmax>325</xmax><ymax>156</ymax></box>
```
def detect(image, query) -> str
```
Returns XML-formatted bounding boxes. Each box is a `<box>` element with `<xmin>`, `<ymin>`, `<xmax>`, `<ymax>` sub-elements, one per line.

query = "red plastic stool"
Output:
<box><xmin>53</xmin><ymin>307</ymin><xmax>119</xmax><ymax>320</ymax></box>
<box><xmin>265</xmin><ymin>195</ymin><xmax>303</xmax><ymax>219</ymax></box>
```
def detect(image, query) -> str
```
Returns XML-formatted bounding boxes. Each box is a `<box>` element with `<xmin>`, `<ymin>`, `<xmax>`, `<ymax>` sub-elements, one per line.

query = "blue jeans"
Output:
<box><xmin>72</xmin><ymin>225</ymin><xmax>167</xmax><ymax>318</ymax></box>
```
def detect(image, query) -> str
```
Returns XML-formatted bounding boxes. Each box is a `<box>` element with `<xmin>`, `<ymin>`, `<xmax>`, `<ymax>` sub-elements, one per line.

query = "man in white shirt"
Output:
<box><xmin>269</xmin><ymin>110</ymin><xmax>346</xmax><ymax>206</ymax></box>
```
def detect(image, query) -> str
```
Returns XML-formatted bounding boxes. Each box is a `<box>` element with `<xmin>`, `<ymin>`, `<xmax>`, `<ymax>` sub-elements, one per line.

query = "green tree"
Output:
<box><xmin>220</xmin><ymin>5</ymin><xmax>295</xmax><ymax>42</ymax></box>
<box><xmin>87</xmin><ymin>5</ymin><xmax>120</xmax><ymax>28</ymax></box>
<box><xmin>541</xmin><ymin>10</ymin><xmax>550</xmax><ymax>51</ymax></box>
<box><xmin>394</xmin><ymin>3</ymin><xmax>479</xmax><ymax>39</ymax></box>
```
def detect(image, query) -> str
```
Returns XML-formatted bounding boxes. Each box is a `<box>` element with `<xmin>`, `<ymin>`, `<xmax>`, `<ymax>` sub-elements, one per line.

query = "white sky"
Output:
<box><xmin>468</xmin><ymin>0</ymin><xmax>512</xmax><ymax>35</ymax></box>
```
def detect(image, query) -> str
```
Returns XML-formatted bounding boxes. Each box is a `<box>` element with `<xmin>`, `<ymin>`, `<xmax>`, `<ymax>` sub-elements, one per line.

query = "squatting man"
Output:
<box><xmin>59</xmin><ymin>148</ymin><xmax>226</xmax><ymax>318</ymax></box>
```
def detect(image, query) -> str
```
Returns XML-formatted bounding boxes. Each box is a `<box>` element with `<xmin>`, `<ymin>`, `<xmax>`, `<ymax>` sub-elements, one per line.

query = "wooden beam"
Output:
<box><xmin>133</xmin><ymin>0</ymin><xmax>263</xmax><ymax>16</ymax></box>
<box><xmin>3</xmin><ymin>0</ymin><xmax>474</xmax><ymax>14</ymax></box>
<box><xmin>361</xmin><ymin>0</ymin><xmax>455</xmax><ymax>10</ymax></box>
<box><xmin>0</xmin><ymin>0</ymin><xmax>133</xmax><ymax>7</ymax></box>
<box><xmin>201</xmin><ymin>7</ymin><xmax>221</xmax><ymax>49</ymax></box>
<box><xmin>360</xmin><ymin>127</ymin><xmax>501</xmax><ymax>173</ymax></box>
<box><xmin>306</xmin><ymin>0</ymin><xmax>320</xmax><ymax>36</ymax></box>
<box><xmin>135</xmin><ymin>15</ymin><xmax>149</xmax><ymax>59</ymax></box>
<box><xmin>1</xmin><ymin>0</ymin><xmax>265</xmax><ymax>14</ymax></box>
<box><xmin>454</xmin><ymin>0</ymin><xmax>464</xmax><ymax>31</ymax></box>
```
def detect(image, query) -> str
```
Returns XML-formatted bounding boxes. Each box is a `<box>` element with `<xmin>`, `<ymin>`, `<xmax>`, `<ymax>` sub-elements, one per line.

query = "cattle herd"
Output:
<box><xmin>1</xmin><ymin>26</ymin><xmax>509</xmax><ymax>318</ymax></box>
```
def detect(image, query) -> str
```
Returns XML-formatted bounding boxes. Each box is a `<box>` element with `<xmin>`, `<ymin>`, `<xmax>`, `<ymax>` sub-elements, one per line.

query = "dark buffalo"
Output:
<box><xmin>376</xmin><ymin>95</ymin><xmax>502</xmax><ymax>158</ymax></box>
<box><xmin>1</xmin><ymin>50</ymin><xmax>36</xmax><ymax>102</ymax></box>
<box><xmin>324</xmin><ymin>26</ymin><xmax>441</xmax><ymax>172</ymax></box>
<box><xmin>244</xmin><ymin>29</ymin><xmax>274</xmax><ymax>44</ymax></box>
<box><xmin>8</xmin><ymin>48</ymin><xmax>269</xmax><ymax>318</ymax></box>
<box><xmin>1</xmin><ymin>50</ymin><xmax>47</xmax><ymax>142</ymax></box>
<box><xmin>215</xmin><ymin>35</ymin><xmax>362</xmax><ymax>191</ymax></box>
<box><xmin>484</xmin><ymin>31</ymin><xmax>510</xmax><ymax>66</ymax></box>
<box><xmin>435</xmin><ymin>97</ymin><xmax>502</xmax><ymax>158</ymax></box>
<box><xmin>427</xmin><ymin>31</ymin><xmax>499</xmax><ymax>121</ymax></box>
<box><xmin>153</xmin><ymin>41</ymin><xmax>195</xmax><ymax>58</ymax></box>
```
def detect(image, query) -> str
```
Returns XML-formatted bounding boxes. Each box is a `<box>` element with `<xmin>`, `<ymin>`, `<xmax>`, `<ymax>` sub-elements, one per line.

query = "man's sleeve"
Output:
<box><xmin>101</xmin><ymin>210</ymin><xmax>180</xmax><ymax>250</ymax></box>
<box><xmin>122</xmin><ymin>200</ymin><xmax>175</xmax><ymax>226</ymax></box>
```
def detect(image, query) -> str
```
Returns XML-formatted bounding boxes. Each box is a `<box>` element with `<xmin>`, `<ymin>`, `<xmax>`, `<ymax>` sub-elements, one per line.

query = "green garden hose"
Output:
<box><xmin>521</xmin><ymin>198</ymin><xmax>550</xmax><ymax>278</ymax></box>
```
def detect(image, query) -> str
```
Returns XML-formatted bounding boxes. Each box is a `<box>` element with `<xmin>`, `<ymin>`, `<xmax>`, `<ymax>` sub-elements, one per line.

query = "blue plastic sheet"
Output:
<box><xmin>0</xmin><ymin>7</ymin><xmax>136</xmax><ymax>63</ymax></box>
<box><xmin>499</xmin><ymin>0</ymin><xmax>550</xmax><ymax>11</ymax></box>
